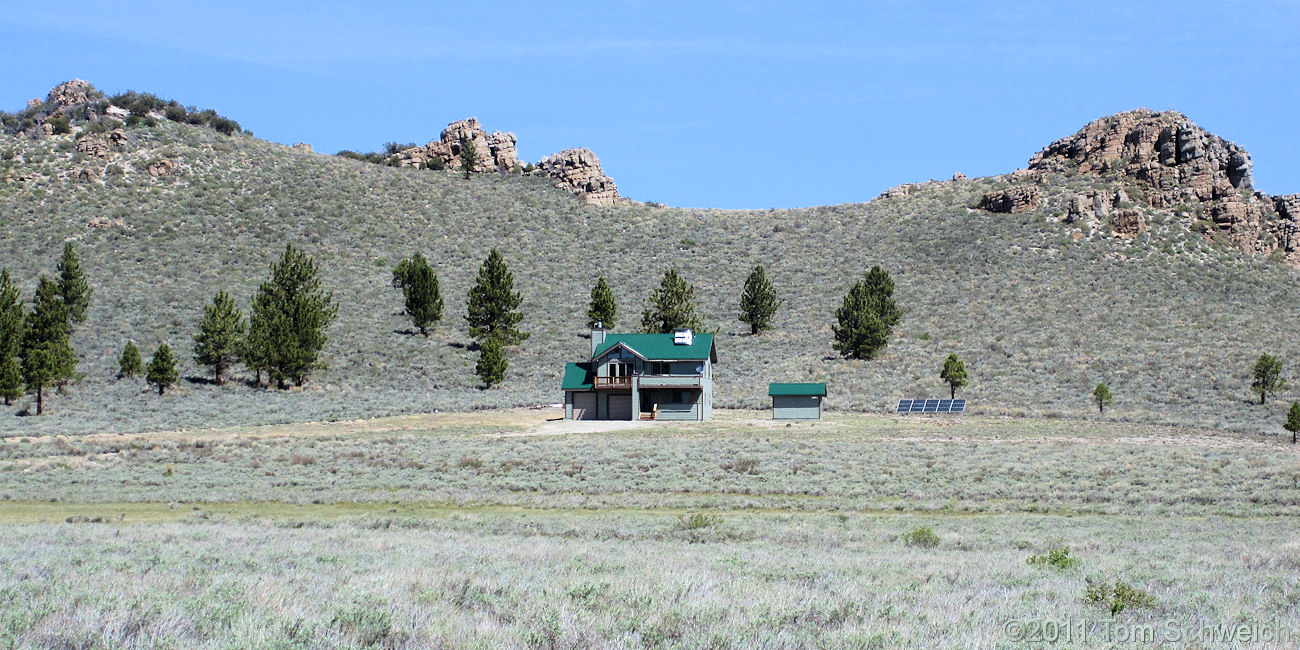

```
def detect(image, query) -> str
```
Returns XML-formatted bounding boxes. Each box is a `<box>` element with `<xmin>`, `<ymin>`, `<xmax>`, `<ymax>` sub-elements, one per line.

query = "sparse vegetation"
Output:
<box><xmin>1026</xmin><ymin>545</ymin><xmax>1081</xmax><ymax>570</ymax></box>
<box><xmin>1084</xmin><ymin>577</ymin><xmax>1155</xmax><ymax>614</ymax></box>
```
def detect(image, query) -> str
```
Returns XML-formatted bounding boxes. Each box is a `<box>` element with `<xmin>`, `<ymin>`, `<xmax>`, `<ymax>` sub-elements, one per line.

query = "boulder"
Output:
<box><xmin>1110</xmin><ymin>210</ymin><xmax>1144</xmax><ymax>236</ymax></box>
<box><xmin>76</xmin><ymin>136</ymin><xmax>111</xmax><ymax>158</ymax></box>
<box><xmin>147</xmin><ymin>159</ymin><xmax>177</xmax><ymax>177</ymax></box>
<box><xmin>47</xmin><ymin>79</ymin><xmax>95</xmax><ymax>108</ymax></box>
<box><xmin>535</xmin><ymin>148</ymin><xmax>621</xmax><ymax>206</ymax></box>
<box><xmin>292</xmin><ymin>143</ymin><xmax>313</xmax><ymax>153</ymax></box>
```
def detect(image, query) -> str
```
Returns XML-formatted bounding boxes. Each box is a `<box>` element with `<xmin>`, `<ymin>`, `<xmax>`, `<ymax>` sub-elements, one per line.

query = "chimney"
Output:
<box><xmin>591</xmin><ymin>322</ymin><xmax>606</xmax><ymax>357</ymax></box>
<box><xmin>673</xmin><ymin>328</ymin><xmax>693</xmax><ymax>346</ymax></box>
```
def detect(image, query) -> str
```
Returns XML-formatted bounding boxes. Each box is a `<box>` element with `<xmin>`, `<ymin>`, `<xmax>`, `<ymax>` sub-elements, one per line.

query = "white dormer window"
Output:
<box><xmin>673</xmin><ymin>329</ymin><xmax>694</xmax><ymax>346</ymax></box>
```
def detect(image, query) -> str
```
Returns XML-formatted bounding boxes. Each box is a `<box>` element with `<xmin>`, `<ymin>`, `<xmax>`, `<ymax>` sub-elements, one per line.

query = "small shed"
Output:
<box><xmin>769</xmin><ymin>383</ymin><xmax>826</xmax><ymax>420</ymax></box>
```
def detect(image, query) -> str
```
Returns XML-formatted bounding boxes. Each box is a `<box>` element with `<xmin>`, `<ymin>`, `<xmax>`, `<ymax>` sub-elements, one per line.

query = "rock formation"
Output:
<box><xmin>536</xmin><ymin>148</ymin><xmax>621</xmax><ymax>206</ymax></box>
<box><xmin>977</xmin><ymin>186</ymin><xmax>1039</xmax><ymax>214</ymax></box>
<box><xmin>48</xmin><ymin>80</ymin><xmax>95</xmax><ymax>109</ymax></box>
<box><xmin>1029</xmin><ymin>108</ymin><xmax>1300</xmax><ymax>261</ymax></box>
<box><xmin>292</xmin><ymin>143</ymin><xmax>313</xmax><ymax>153</ymax></box>
<box><xmin>391</xmin><ymin>118</ymin><xmax>519</xmax><ymax>172</ymax></box>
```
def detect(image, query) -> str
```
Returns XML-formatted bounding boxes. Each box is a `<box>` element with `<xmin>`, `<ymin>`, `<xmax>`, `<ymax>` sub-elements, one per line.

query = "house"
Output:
<box><xmin>768</xmin><ymin>383</ymin><xmax>826</xmax><ymax>420</ymax></box>
<box><xmin>562</xmin><ymin>326</ymin><xmax>716</xmax><ymax>420</ymax></box>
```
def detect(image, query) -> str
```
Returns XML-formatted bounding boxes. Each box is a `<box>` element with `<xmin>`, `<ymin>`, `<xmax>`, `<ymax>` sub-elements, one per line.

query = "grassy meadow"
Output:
<box><xmin>2</xmin><ymin>120</ymin><xmax>1300</xmax><ymax>436</ymax></box>
<box><xmin>2</xmin><ymin>410</ymin><xmax>1299</xmax><ymax>648</ymax></box>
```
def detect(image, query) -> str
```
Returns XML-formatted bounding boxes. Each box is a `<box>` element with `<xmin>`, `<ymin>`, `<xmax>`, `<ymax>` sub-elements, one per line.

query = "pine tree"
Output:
<box><xmin>1285</xmin><ymin>401</ymin><xmax>1300</xmax><ymax>444</ymax></box>
<box><xmin>465</xmin><ymin>248</ymin><xmax>528</xmax><ymax>345</ymax></box>
<box><xmin>1251</xmin><ymin>353</ymin><xmax>1285</xmax><ymax>405</ymax></box>
<box><xmin>118</xmin><ymin>341</ymin><xmax>144</xmax><ymax>379</ymax></box>
<box><xmin>476</xmin><ymin>336</ymin><xmax>507</xmax><ymax>388</ymax></box>
<box><xmin>586</xmin><ymin>277</ymin><xmax>617</xmax><ymax>329</ymax></box>
<box><xmin>0</xmin><ymin>355</ymin><xmax>21</xmax><ymax>406</ymax></box>
<box><xmin>1087</xmin><ymin>382</ymin><xmax>1112</xmax><ymax>415</ymax></box>
<box><xmin>246</xmin><ymin>244</ymin><xmax>337</xmax><ymax>389</ymax></box>
<box><xmin>21</xmin><ymin>276</ymin><xmax>75</xmax><ymax>415</ymax></box>
<box><xmin>394</xmin><ymin>253</ymin><xmax>443</xmax><ymax>335</ymax></box>
<box><xmin>0</xmin><ymin>270</ymin><xmax>24</xmax><ymax>405</ymax></box>
<box><xmin>146</xmin><ymin>343</ymin><xmax>179</xmax><ymax>395</ymax></box>
<box><xmin>641</xmin><ymin>268</ymin><xmax>704</xmax><ymax>333</ymax></box>
<box><xmin>832</xmin><ymin>266</ymin><xmax>900</xmax><ymax>360</ymax></box>
<box><xmin>458</xmin><ymin>136</ymin><xmax>480</xmax><ymax>179</ymax></box>
<box><xmin>57</xmin><ymin>242</ymin><xmax>91</xmax><ymax>330</ymax></box>
<box><xmin>940</xmin><ymin>354</ymin><xmax>968</xmax><ymax>399</ymax></box>
<box><xmin>738</xmin><ymin>265</ymin><xmax>780</xmax><ymax>335</ymax></box>
<box><xmin>193</xmin><ymin>290</ymin><xmax>245</xmax><ymax>385</ymax></box>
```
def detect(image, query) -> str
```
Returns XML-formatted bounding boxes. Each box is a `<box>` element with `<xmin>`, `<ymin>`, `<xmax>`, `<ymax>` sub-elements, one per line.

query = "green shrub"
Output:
<box><xmin>330</xmin><ymin>602</ymin><xmax>394</xmax><ymax>646</ymax></box>
<box><xmin>46</xmin><ymin>117</ymin><xmax>71</xmax><ymax>135</ymax></box>
<box><xmin>426</xmin><ymin>156</ymin><xmax>445</xmax><ymax>171</ymax></box>
<box><xmin>1026</xmin><ymin>546</ymin><xmax>1080</xmax><ymax>570</ymax></box>
<box><xmin>1084</xmin><ymin>577</ymin><xmax>1155</xmax><ymax>614</ymax></box>
<box><xmin>903</xmin><ymin>526</ymin><xmax>940</xmax><ymax>548</ymax></box>
<box><xmin>676</xmin><ymin>512</ymin><xmax>721</xmax><ymax>530</ymax></box>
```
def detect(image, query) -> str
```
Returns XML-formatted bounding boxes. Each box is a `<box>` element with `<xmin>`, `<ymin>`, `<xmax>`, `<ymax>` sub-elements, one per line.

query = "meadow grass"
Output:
<box><xmin>1</xmin><ymin>411</ymin><xmax>1298</xmax><ymax>647</ymax></box>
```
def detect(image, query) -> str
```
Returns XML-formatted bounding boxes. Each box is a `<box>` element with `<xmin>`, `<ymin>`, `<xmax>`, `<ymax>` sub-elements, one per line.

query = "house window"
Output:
<box><xmin>648</xmin><ymin>361</ymin><xmax>670</xmax><ymax>375</ymax></box>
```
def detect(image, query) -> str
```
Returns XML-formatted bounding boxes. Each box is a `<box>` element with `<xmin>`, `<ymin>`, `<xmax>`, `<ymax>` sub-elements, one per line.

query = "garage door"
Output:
<box><xmin>609</xmin><ymin>395</ymin><xmax>633</xmax><ymax>420</ymax></box>
<box><xmin>571</xmin><ymin>393</ymin><xmax>596</xmax><ymax>420</ymax></box>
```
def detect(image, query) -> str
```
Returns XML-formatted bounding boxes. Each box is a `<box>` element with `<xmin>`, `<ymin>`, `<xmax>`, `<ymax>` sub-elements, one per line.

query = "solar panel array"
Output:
<box><xmin>896</xmin><ymin>399</ymin><xmax>966</xmax><ymax>413</ymax></box>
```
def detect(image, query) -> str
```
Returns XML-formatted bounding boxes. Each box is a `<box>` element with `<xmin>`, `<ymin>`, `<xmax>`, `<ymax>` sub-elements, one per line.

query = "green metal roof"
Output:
<box><xmin>592</xmin><ymin>333</ymin><xmax>716</xmax><ymax>361</ymax></box>
<box><xmin>561</xmin><ymin>362</ymin><xmax>594</xmax><ymax>390</ymax></box>
<box><xmin>769</xmin><ymin>382</ymin><xmax>827</xmax><ymax>396</ymax></box>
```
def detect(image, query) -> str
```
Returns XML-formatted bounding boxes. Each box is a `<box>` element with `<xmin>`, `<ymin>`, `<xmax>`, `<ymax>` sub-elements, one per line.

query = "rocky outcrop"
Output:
<box><xmin>977</xmin><ymin>186</ymin><xmax>1039</xmax><ymax>213</ymax></box>
<box><xmin>1027</xmin><ymin>108</ymin><xmax>1300</xmax><ymax>261</ymax></box>
<box><xmin>76</xmin><ymin>135</ymin><xmax>111</xmax><ymax>157</ymax></box>
<box><xmin>147</xmin><ymin>159</ymin><xmax>177</xmax><ymax>177</ymax></box>
<box><xmin>536</xmin><ymin>148</ymin><xmax>621</xmax><ymax>206</ymax></box>
<box><xmin>48</xmin><ymin>80</ymin><xmax>95</xmax><ymax>109</ymax></box>
<box><xmin>391</xmin><ymin>118</ymin><xmax>519</xmax><ymax>172</ymax></box>
<box><xmin>292</xmin><ymin>143</ymin><xmax>313</xmax><ymax>153</ymax></box>
<box><xmin>1029</xmin><ymin>109</ymin><xmax>1254</xmax><ymax>209</ymax></box>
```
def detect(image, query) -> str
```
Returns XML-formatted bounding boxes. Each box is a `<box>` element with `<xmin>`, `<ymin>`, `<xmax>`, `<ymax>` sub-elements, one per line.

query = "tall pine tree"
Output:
<box><xmin>393</xmin><ymin>253</ymin><xmax>443</xmax><ymax>336</ymax></box>
<box><xmin>21</xmin><ymin>276</ymin><xmax>75</xmax><ymax>415</ymax></box>
<box><xmin>465</xmin><ymin>248</ymin><xmax>528</xmax><ymax>345</ymax></box>
<box><xmin>0</xmin><ymin>270</ymin><xmax>24</xmax><ymax>405</ymax></box>
<box><xmin>146</xmin><ymin>343</ymin><xmax>179</xmax><ymax>395</ymax></box>
<box><xmin>586</xmin><ymin>277</ymin><xmax>617</xmax><ymax>329</ymax></box>
<box><xmin>458</xmin><ymin>136</ymin><xmax>480</xmax><ymax>179</ymax></box>
<box><xmin>57</xmin><ymin>242</ymin><xmax>91</xmax><ymax>330</ymax></box>
<box><xmin>193</xmin><ymin>290</ymin><xmax>245</xmax><ymax>385</ymax></box>
<box><xmin>832</xmin><ymin>266</ymin><xmax>901</xmax><ymax>360</ymax></box>
<box><xmin>246</xmin><ymin>244</ymin><xmax>337</xmax><ymax>389</ymax></box>
<box><xmin>738</xmin><ymin>265</ymin><xmax>780</xmax><ymax>335</ymax></box>
<box><xmin>641</xmin><ymin>268</ymin><xmax>703</xmax><ymax>333</ymax></box>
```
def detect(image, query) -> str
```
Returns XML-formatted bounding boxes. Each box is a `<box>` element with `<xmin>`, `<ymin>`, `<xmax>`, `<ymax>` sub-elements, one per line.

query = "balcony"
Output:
<box><xmin>639</xmin><ymin>374</ymin><xmax>703</xmax><ymax>388</ymax></box>
<box><xmin>593</xmin><ymin>376</ymin><xmax>632</xmax><ymax>390</ymax></box>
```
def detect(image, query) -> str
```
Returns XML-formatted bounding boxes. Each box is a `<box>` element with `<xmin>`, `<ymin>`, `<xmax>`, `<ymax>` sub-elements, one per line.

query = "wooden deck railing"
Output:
<box><xmin>593</xmin><ymin>376</ymin><xmax>632</xmax><ymax>389</ymax></box>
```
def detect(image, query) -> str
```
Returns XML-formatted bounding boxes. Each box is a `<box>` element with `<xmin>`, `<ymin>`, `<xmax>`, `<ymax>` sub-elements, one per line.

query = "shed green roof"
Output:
<box><xmin>592</xmin><ymin>333</ymin><xmax>716</xmax><ymax>362</ymax></box>
<box><xmin>561</xmin><ymin>362</ymin><xmax>594</xmax><ymax>390</ymax></box>
<box><xmin>768</xmin><ymin>382</ymin><xmax>827</xmax><ymax>396</ymax></box>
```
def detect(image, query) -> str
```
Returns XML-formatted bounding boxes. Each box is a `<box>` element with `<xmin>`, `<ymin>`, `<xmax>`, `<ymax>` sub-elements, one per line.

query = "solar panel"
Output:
<box><xmin>896</xmin><ymin>399</ymin><xmax>966</xmax><ymax>413</ymax></box>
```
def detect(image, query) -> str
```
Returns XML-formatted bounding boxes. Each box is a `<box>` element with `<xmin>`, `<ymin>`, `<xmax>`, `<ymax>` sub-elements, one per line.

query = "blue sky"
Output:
<box><xmin>2</xmin><ymin>1</ymin><xmax>1297</xmax><ymax>209</ymax></box>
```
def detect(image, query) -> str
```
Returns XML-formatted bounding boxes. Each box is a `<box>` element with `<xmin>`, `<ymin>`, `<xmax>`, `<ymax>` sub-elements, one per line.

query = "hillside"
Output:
<box><xmin>3</xmin><ymin>81</ymin><xmax>1300</xmax><ymax>436</ymax></box>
